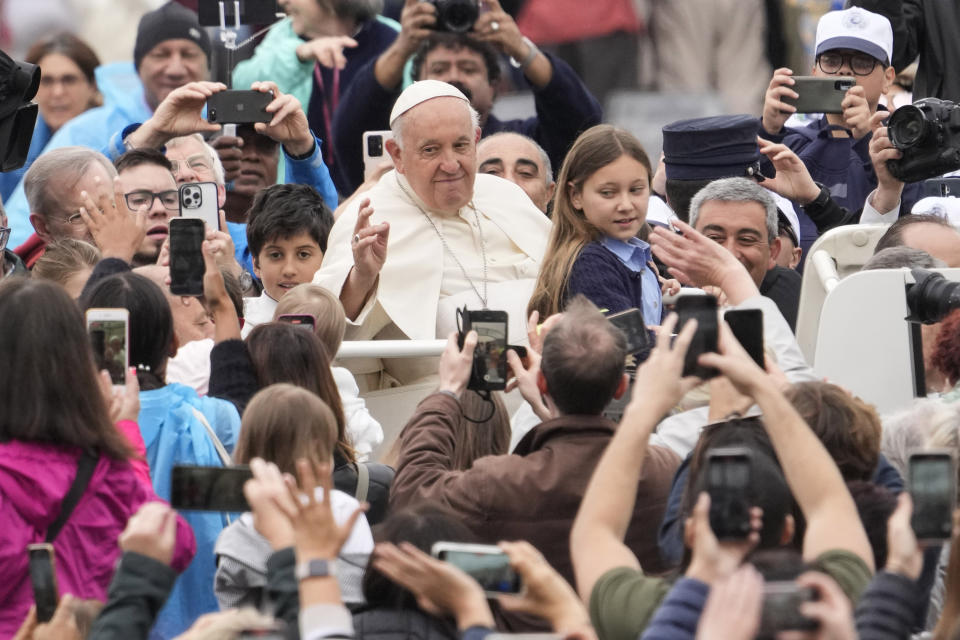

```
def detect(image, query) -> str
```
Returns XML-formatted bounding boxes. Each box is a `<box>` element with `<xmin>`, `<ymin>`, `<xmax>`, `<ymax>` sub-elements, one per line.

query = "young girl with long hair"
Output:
<box><xmin>529</xmin><ymin>125</ymin><xmax>674</xmax><ymax>322</ymax></box>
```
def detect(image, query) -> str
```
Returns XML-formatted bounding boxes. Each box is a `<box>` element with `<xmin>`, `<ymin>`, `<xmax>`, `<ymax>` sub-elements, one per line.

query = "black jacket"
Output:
<box><xmin>849</xmin><ymin>0</ymin><xmax>960</xmax><ymax>102</ymax></box>
<box><xmin>855</xmin><ymin>570</ymin><xmax>925</xmax><ymax>640</ymax></box>
<box><xmin>353</xmin><ymin>607</ymin><xmax>459</xmax><ymax>640</ymax></box>
<box><xmin>88</xmin><ymin>552</ymin><xmax>177</xmax><ymax>640</ymax></box>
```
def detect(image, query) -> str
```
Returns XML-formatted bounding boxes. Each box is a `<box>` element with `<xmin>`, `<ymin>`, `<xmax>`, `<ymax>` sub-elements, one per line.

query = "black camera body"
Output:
<box><xmin>429</xmin><ymin>0</ymin><xmax>480</xmax><ymax>33</ymax></box>
<box><xmin>0</xmin><ymin>49</ymin><xmax>40</xmax><ymax>173</ymax></box>
<box><xmin>887</xmin><ymin>98</ymin><xmax>960</xmax><ymax>183</ymax></box>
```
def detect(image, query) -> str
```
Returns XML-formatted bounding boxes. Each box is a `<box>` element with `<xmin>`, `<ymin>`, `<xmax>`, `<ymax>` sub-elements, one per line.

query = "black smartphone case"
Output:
<box><xmin>781</xmin><ymin>77</ymin><xmax>855</xmax><ymax>114</ymax></box>
<box><xmin>207</xmin><ymin>90</ymin><xmax>273</xmax><ymax>124</ymax></box>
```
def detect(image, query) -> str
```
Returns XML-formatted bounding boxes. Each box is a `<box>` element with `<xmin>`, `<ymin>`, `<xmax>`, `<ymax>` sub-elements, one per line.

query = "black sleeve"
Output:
<box><xmin>207</xmin><ymin>338</ymin><xmax>260</xmax><ymax>415</ymax></box>
<box><xmin>266</xmin><ymin>547</ymin><xmax>301</xmax><ymax>640</ymax></box>
<box><xmin>88</xmin><ymin>552</ymin><xmax>177</xmax><ymax>640</ymax></box>
<box><xmin>800</xmin><ymin>187</ymin><xmax>862</xmax><ymax>235</ymax></box>
<box><xmin>855</xmin><ymin>570</ymin><xmax>924</xmax><ymax>640</ymax></box>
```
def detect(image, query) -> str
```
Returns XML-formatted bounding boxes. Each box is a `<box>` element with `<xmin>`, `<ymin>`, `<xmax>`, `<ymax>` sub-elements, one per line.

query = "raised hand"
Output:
<box><xmin>250</xmin><ymin>81</ymin><xmax>315</xmax><ymax>157</ymax></box>
<box><xmin>296</xmin><ymin>36</ymin><xmax>359</xmax><ymax>69</ymax></box>
<box><xmin>351</xmin><ymin>199</ymin><xmax>389</xmax><ymax>282</ymax></box>
<box><xmin>79</xmin><ymin>176</ymin><xmax>147</xmax><ymax>263</ymax></box>
<box><xmin>761</xmin><ymin>68</ymin><xmax>798</xmax><ymax>135</ymax></box>
<box><xmin>119</xmin><ymin>502</ymin><xmax>178</xmax><ymax>567</ymax></box>
<box><xmin>285</xmin><ymin>458</ymin><xmax>368</xmax><ymax>560</ymax></box>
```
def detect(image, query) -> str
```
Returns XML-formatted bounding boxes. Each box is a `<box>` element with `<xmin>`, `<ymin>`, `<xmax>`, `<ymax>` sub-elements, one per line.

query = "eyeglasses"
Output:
<box><xmin>124</xmin><ymin>190</ymin><xmax>180</xmax><ymax>211</ymax></box>
<box><xmin>169</xmin><ymin>156</ymin><xmax>211</xmax><ymax>177</ymax></box>
<box><xmin>817</xmin><ymin>52</ymin><xmax>881</xmax><ymax>76</ymax></box>
<box><xmin>0</xmin><ymin>226</ymin><xmax>9</xmax><ymax>254</ymax></box>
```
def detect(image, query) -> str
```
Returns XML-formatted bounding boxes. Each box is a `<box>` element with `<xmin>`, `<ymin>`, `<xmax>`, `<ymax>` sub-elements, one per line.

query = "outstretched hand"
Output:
<box><xmin>79</xmin><ymin>176</ymin><xmax>147</xmax><ymax>263</ymax></box>
<box><xmin>439</xmin><ymin>330</ymin><xmax>477</xmax><ymax>397</ymax></box>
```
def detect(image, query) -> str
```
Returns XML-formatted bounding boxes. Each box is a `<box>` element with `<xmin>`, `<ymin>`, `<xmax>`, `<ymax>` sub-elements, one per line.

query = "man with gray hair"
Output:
<box><xmin>477</xmin><ymin>132</ymin><xmax>554</xmax><ymax>213</ymax></box>
<box><xmin>314</xmin><ymin>80</ymin><xmax>551</xmax><ymax>387</ymax></box>
<box><xmin>688</xmin><ymin>176</ymin><xmax>801</xmax><ymax>328</ymax></box>
<box><xmin>14</xmin><ymin>147</ymin><xmax>118</xmax><ymax>268</ymax></box>
<box><xmin>0</xmin><ymin>200</ymin><xmax>26</xmax><ymax>280</ymax></box>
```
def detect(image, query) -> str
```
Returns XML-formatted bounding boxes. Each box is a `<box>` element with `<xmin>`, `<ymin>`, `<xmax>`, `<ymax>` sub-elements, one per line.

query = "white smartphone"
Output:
<box><xmin>431</xmin><ymin>542</ymin><xmax>523</xmax><ymax>597</ymax></box>
<box><xmin>179</xmin><ymin>181</ymin><xmax>220</xmax><ymax>230</ymax></box>
<box><xmin>86</xmin><ymin>308</ymin><xmax>129</xmax><ymax>390</ymax></box>
<box><xmin>362</xmin><ymin>130</ymin><xmax>394</xmax><ymax>182</ymax></box>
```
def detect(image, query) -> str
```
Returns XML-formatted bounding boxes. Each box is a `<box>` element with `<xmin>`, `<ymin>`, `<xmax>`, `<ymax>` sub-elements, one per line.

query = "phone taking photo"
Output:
<box><xmin>780</xmin><ymin>76</ymin><xmax>855</xmax><ymax>114</ymax></box>
<box><xmin>170</xmin><ymin>465</ymin><xmax>252</xmax><ymax>513</ymax></box>
<box><xmin>458</xmin><ymin>308</ymin><xmax>509</xmax><ymax>391</ymax></box>
<box><xmin>909</xmin><ymin>451</ymin><xmax>956</xmax><ymax>541</ymax></box>
<box><xmin>431</xmin><ymin>542</ymin><xmax>523</xmax><ymax>597</ymax></box>
<box><xmin>206</xmin><ymin>90</ymin><xmax>273</xmax><ymax>124</ymax></box>
<box><xmin>179</xmin><ymin>182</ymin><xmax>220</xmax><ymax>230</ymax></box>
<box><xmin>724</xmin><ymin>308</ymin><xmax>765</xmax><ymax>368</ymax></box>
<box><xmin>27</xmin><ymin>543</ymin><xmax>59</xmax><ymax>623</ymax></box>
<box><xmin>758</xmin><ymin>582</ymin><xmax>819</xmax><ymax>636</ymax></box>
<box><xmin>169</xmin><ymin>217</ymin><xmax>206</xmax><ymax>297</ymax></box>
<box><xmin>676</xmin><ymin>294</ymin><xmax>718</xmax><ymax>379</ymax></box>
<box><xmin>606</xmin><ymin>307</ymin><xmax>651</xmax><ymax>354</ymax></box>
<box><xmin>86</xmin><ymin>308</ymin><xmax>129</xmax><ymax>390</ymax></box>
<box><xmin>705</xmin><ymin>447</ymin><xmax>753</xmax><ymax>540</ymax></box>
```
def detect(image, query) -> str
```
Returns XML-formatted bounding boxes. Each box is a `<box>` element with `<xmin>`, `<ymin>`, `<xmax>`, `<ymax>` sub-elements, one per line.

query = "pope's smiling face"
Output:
<box><xmin>387</xmin><ymin>96</ymin><xmax>481</xmax><ymax>215</ymax></box>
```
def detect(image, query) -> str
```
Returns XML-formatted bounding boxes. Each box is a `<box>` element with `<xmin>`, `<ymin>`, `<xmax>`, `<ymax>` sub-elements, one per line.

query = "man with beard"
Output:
<box><xmin>331</xmin><ymin>0</ymin><xmax>601</xmax><ymax>193</ymax></box>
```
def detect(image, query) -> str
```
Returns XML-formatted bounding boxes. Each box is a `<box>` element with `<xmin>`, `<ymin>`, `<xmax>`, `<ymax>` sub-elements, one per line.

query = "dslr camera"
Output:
<box><xmin>0</xmin><ymin>48</ymin><xmax>40</xmax><ymax>172</ymax></box>
<box><xmin>428</xmin><ymin>0</ymin><xmax>480</xmax><ymax>33</ymax></box>
<box><xmin>887</xmin><ymin>98</ymin><xmax>960</xmax><ymax>183</ymax></box>
<box><xmin>906</xmin><ymin>269</ymin><xmax>960</xmax><ymax>325</ymax></box>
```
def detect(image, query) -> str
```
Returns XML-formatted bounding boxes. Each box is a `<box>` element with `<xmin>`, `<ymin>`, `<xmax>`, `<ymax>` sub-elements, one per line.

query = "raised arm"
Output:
<box><xmin>699</xmin><ymin>323</ymin><xmax>874</xmax><ymax>569</ymax></box>
<box><xmin>570</xmin><ymin>314</ymin><xmax>701</xmax><ymax>599</ymax></box>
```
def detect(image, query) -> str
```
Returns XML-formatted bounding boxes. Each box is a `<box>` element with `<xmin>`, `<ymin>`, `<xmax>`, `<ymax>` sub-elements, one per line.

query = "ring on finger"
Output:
<box><xmin>490</xmin><ymin>20</ymin><xmax>500</xmax><ymax>32</ymax></box>
<box><xmin>353</xmin><ymin>234</ymin><xmax>361</xmax><ymax>244</ymax></box>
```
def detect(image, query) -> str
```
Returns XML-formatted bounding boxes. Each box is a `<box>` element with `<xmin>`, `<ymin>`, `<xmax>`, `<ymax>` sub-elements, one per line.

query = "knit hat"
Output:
<box><xmin>815</xmin><ymin>7</ymin><xmax>893</xmax><ymax>65</ymax></box>
<box><xmin>133</xmin><ymin>2</ymin><xmax>211</xmax><ymax>71</ymax></box>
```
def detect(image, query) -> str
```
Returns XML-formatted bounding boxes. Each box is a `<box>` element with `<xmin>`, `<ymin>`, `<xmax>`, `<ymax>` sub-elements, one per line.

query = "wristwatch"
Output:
<box><xmin>295</xmin><ymin>558</ymin><xmax>337</xmax><ymax>581</ymax></box>
<box><xmin>802</xmin><ymin>182</ymin><xmax>832</xmax><ymax>211</ymax></box>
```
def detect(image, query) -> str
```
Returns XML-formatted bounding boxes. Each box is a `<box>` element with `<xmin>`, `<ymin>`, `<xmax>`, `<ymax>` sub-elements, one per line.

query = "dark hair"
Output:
<box><xmin>114</xmin><ymin>147</ymin><xmax>174</xmax><ymax>175</ymax></box>
<box><xmin>80</xmin><ymin>272</ymin><xmax>175</xmax><ymax>390</ymax></box>
<box><xmin>246</xmin><ymin>184</ymin><xmax>334</xmax><ymax>259</ymax></box>
<box><xmin>785</xmin><ymin>381</ymin><xmax>881</xmax><ymax>482</ymax></box>
<box><xmin>847</xmin><ymin>480</ymin><xmax>896</xmax><ymax>570</ymax></box>
<box><xmin>875</xmin><ymin>213</ymin><xmax>954</xmax><ymax>254</ymax></box>
<box><xmin>410</xmin><ymin>32</ymin><xmax>501</xmax><ymax>86</ymax></box>
<box><xmin>221</xmin><ymin>268</ymin><xmax>245</xmax><ymax>319</ymax></box>
<box><xmin>245</xmin><ymin>322</ymin><xmax>354</xmax><ymax>463</ymax></box>
<box><xmin>234</xmin><ymin>383</ymin><xmax>339</xmax><ymax>476</ymax></box>
<box><xmin>933</xmin><ymin>309</ymin><xmax>960</xmax><ymax>386</ymax></box>
<box><xmin>664</xmin><ymin>178</ymin><xmax>711</xmax><ymax>223</ymax></box>
<box><xmin>453</xmin><ymin>390</ymin><xmax>510</xmax><ymax>470</ymax></box>
<box><xmin>363</xmin><ymin>504</ymin><xmax>475</xmax><ymax>611</ymax></box>
<box><xmin>0</xmin><ymin>278</ymin><xmax>132</xmax><ymax>459</ymax></box>
<box><xmin>25</xmin><ymin>32</ymin><xmax>100</xmax><ymax>85</ymax></box>
<box><xmin>683</xmin><ymin>418</ymin><xmax>799</xmax><ymax>557</ymax></box>
<box><xmin>540</xmin><ymin>296</ymin><xmax>626</xmax><ymax>415</ymax></box>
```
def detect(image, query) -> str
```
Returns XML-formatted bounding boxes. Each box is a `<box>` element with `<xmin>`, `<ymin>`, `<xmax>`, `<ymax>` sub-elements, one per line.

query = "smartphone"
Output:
<box><xmin>724</xmin><ymin>308</ymin><xmax>764</xmax><ymax>368</ymax></box>
<box><xmin>921</xmin><ymin>177</ymin><xmax>960</xmax><ymax>198</ymax></box>
<box><xmin>197</xmin><ymin>0</ymin><xmax>279</xmax><ymax>26</ymax></box>
<box><xmin>363</xmin><ymin>130</ymin><xmax>394</xmax><ymax>182</ymax></box>
<box><xmin>207</xmin><ymin>90</ymin><xmax>273</xmax><ymax>124</ymax></box>
<box><xmin>277</xmin><ymin>314</ymin><xmax>316</xmax><ymax>330</ymax></box>
<box><xmin>705</xmin><ymin>447</ymin><xmax>753</xmax><ymax>540</ymax></box>
<box><xmin>676</xmin><ymin>294</ymin><xmax>718</xmax><ymax>379</ymax></box>
<box><xmin>170</xmin><ymin>465</ymin><xmax>252</xmax><ymax>512</ymax></box>
<box><xmin>909</xmin><ymin>451</ymin><xmax>957</xmax><ymax>540</ymax></box>
<box><xmin>179</xmin><ymin>182</ymin><xmax>220</xmax><ymax>230</ymax></box>
<box><xmin>169</xmin><ymin>217</ymin><xmax>206</xmax><ymax>297</ymax></box>
<box><xmin>86</xmin><ymin>308</ymin><xmax>129</xmax><ymax>389</ymax></box>
<box><xmin>607</xmin><ymin>308</ymin><xmax>651</xmax><ymax>354</ymax></box>
<box><xmin>27</xmin><ymin>543</ymin><xmax>59</xmax><ymax>623</ymax></box>
<box><xmin>431</xmin><ymin>542</ymin><xmax>523</xmax><ymax>597</ymax></box>
<box><xmin>780</xmin><ymin>76</ymin><xmax>855</xmax><ymax>114</ymax></box>
<box><xmin>459</xmin><ymin>309</ymin><xmax>509</xmax><ymax>391</ymax></box>
<box><xmin>758</xmin><ymin>582</ymin><xmax>819</xmax><ymax>636</ymax></box>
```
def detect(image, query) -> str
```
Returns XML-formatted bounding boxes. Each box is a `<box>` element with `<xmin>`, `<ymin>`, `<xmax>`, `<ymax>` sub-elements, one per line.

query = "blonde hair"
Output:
<box><xmin>234</xmin><ymin>383</ymin><xmax>338</xmax><ymax>476</ymax></box>
<box><xmin>32</xmin><ymin>238</ymin><xmax>101</xmax><ymax>288</ymax></box>
<box><xmin>527</xmin><ymin>125</ymin><xmax>652</xmax><ymax>318</ymax></box>
<box><xmin>273</xmin><ymin>283</ymin><xmax>347</xmax><ymax>356</ymax></box>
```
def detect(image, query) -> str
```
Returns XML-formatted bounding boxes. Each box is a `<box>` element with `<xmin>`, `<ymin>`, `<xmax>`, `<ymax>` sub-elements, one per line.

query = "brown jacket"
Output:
<box><xmin>390</xmin><ymin>393</ymin><xmax>681</xmax><ymax>584</ymax></box>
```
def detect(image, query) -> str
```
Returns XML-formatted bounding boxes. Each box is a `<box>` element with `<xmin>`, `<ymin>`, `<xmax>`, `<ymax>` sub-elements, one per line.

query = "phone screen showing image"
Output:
<box><xmin>910</xmin><ymin>455</ymin><xmax>955</xmax><ymax>540</ymax></box>
<box><xmin>438</xmin><ymin>548</ymin><xmax>522</xmax><ymax>595</ymax></box>
<box><xmin>472</xmin><ymin>320</ymin><xmax>508</xmax><ymax>387</ymax></box>
<box><xmin>88</xmin><ymin>319</ymin><xmax>127</xmax><ymax>386</ymax></box>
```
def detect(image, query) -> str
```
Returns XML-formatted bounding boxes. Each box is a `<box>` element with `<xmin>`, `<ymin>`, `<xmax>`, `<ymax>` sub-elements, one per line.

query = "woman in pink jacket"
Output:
<box><xmin>0</xmin><ymin>278</ymin><xmax>195</xmax><ymax>638</ymax></box>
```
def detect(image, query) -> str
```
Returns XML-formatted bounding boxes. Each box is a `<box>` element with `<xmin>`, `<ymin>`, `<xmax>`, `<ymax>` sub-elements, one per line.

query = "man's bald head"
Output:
<box><xmin>477</xmin><ymin>132</ymin><xmax>554</xmax><ymax>213</ymax></box>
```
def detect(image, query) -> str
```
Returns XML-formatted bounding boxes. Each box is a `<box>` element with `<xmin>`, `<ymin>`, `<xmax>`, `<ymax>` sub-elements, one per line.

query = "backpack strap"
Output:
<box><xmin>46</xmin><ymin>451</ymin><xmax>98</xmax><ymax>543</ymax></box>
<box><xmin>191</xmin><ymin>407</ymin><xmax>232</xmax><ymax>466</ymax></box>
<box><xmin>355</xmin><ymin>462</ymin><xmax>370</xmax><ymax>504</ymax></box>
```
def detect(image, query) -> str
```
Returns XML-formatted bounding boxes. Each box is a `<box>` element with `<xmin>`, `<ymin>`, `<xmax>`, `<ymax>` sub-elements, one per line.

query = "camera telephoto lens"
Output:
<box><xmin>432</xmin><ymin>0</ymin><xmax>479</xmax><ymax>32</ymax></box>
<box><xmin>889</xmin><ymin>105</ymin><xmax>928</xmax><ymax>149</ymax></box>
<box><xmin>907</xmin><ymin>269</ymin><xmax>960</xmax><ymax>324</ymax></box>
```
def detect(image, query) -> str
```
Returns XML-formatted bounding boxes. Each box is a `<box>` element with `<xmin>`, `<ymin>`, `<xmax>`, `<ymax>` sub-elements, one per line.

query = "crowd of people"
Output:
<box><xmin>3</xmin><ymin>0</ymin><xmax>960</xmax><ymax>639</ymax></box>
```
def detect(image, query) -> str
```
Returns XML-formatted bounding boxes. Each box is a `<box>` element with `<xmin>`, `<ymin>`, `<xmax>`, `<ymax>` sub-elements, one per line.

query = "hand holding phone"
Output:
<box><xmin>431</xmin><ymin>542</ymin><xmax>523</xmax><ymax>597</ymax></box>
<box><xmin>676</xmin><ymin>294</ymin><xmax>719</xmax><ymax>379</ymax></box>
<box><xmin>607</xmin><ymin>307</ymin><xmax>652</xmax><ymax>354</ymax></box>
<box><xmin>27</xmin><ymin>543</ymin><xmax>59</xmax><ymax>623</ymax></box>
<box><xmin>86</xmin><ymin>308</ymin><xmax>129</xmax><ymax>391</ymax></box>
<box><xmin>179</xmin><ymin>182</ymin><xmax>220</xmax><ymax>230</ymax></box>
<box><xmin>705</xmin><ymin>447</ymin><xmax>753</xmax><ymax>540</ymax></box>
<box><xmin>170</xmin><ymin>465</ymin><xmax>252</xmax><ymax>512</ymax></box>
<box><xmin>206</xmin><ymin>90</ymin><xmax>273</xmax><ymax>124</ymax></box>
<box><xmin>169</xmin><ymin>217</ymin><xmax>206</xmax><ymax>296</ymax></box>
<box><xmin>457</xmin><ymin>308</ymin><xmax>509</xmax><ymax>391</ymax></box>
<box><xmin>780</xmin><ymin>76</ymin><xmax>855</xmax><ymax>114</ymax></box>
<box><xmin>909</xmin><ymin>451</ymin><xmax>956</xmax><ymax>541</ymax></box>
<box><xmin>724</xmin><ymin>309</ymin><xmax>764</xmax><ymax>368</ymax></box>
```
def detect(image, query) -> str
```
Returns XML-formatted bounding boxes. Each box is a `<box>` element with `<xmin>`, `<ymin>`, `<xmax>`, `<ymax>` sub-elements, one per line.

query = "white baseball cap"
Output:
<box><xmin>389</xmin><ymin>80</ymin><xmax>469</xmax><ymax>126</ymax></box>
<box><xmin>911</xmin><ymin>197</ymin><xmax>960</xmax><ymax>228</ymax></box>
<box><xmin>815</xmin><ymin>7</ymin><xmax>893</xmax><ymax>64</ymax></box>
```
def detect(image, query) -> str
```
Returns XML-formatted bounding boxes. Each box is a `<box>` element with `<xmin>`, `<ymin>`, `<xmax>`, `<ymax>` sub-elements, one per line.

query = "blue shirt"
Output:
<box><xmin>600</xmin><ymin>235</ymin><xmax>662</xmax><ymax>325</ymax></box>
